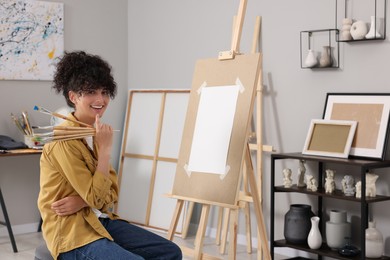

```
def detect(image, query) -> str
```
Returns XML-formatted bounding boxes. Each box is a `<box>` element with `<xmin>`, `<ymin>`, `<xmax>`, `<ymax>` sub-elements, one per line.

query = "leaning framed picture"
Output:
<box><xmin>303</xmin><ymin>119</ymin><xmax>357</xmax><ymax>158</ymax></box>
<box><xmin>323</xmin><ymin>93</ymin><xmax>390</xmax><ymax>160</ymax></box>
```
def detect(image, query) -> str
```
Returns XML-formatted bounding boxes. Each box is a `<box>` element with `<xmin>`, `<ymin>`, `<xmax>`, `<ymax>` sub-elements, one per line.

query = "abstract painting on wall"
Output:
<box><xmin>0</xmin><ymin>0</ymin><xmax>64</xmax><ymax>80</ymax></box>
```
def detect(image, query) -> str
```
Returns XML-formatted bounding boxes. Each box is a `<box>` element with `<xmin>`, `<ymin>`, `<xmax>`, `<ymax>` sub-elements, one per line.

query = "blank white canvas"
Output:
<box><xmin>117</xmin><ymin>158</ymin><xmax>152</xmax><ymax>223</ymax></box>
<box><xmin>187</xmin><ymin>85</ymin><xmax>240</xmax><ymax>175</ymax></box>
<box><xmin>149</xmin><ymin>161</ymin><xmax>184</xmax><ymax>232</ymax></box>
<box><xmin>159</xmin><ymin>94</ymin><xmax>190</xmax><ymax>158</ymax></box>
<box><xmin>125</xmin><ymin>93</ymin><xmax>162</xmax><ymax>155</ymax></box>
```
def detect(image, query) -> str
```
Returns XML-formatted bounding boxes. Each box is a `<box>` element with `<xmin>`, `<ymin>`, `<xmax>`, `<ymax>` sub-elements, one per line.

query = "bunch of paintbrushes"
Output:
<box><xmin>10</xmin><ymin>111</ymin><xmax>34</xmax><ymax>136</ymax></box>
<box><xmin>32</xmin><ymin>125</ymin><xmax>96</xmax><ymax>143</ymax></box>
<box><xmin>31</xmin><ymin>105</ymin><xmax>95</xmax><ymax>144</ymax></box>
<box><xmin>32</xmin><ymin>105</ymin><xmax>118</xmax><ymax>144</ymax></box>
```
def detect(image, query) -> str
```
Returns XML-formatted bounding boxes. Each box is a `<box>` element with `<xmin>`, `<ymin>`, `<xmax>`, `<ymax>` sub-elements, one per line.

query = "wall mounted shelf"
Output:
<box><xmin>336</xmin><ymin>0</ymin><xmax>387</xmax><ymax>42</ymax></box>
<box><xmin>300</xmin><ymin>29</ymin><xmax>340</xmax><ymax>69</ymax></box>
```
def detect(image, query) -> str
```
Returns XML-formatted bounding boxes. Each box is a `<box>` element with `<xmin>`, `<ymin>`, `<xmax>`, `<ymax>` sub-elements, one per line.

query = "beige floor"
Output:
<box><xmin>0</xmin><ymin>231</ymin><xmax>287</xmax><ymax>259</ymax></box>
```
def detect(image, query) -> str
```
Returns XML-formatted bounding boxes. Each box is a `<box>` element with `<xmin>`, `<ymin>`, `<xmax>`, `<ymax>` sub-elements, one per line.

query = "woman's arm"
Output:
<box><xmin>51</xmin><ymin>195</ymin><xmax>88</xmax><ymax>216</ymax></box>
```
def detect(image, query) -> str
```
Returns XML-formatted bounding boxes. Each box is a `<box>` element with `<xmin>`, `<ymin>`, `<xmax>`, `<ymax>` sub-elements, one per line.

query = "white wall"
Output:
<box><xmin>0</xmin><ymin>0</ymin><xmax>127</xmax><ymax>229</ymax></box>
<box><xmin>128</xmin><ymin>0</ymin><xmax>390</xmax><ymax>256</ymax></box>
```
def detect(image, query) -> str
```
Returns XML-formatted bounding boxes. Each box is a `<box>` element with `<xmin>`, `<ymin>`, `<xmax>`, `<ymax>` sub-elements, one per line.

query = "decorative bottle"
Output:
<box><xmin>284</xmin><ymin>204</ymin><xmax>315</xmax><ymax>244</ymax></box>
<box><xmin>319</xmin><ymin>46</ymin><xmax>332</xmax><ymax>68</ymax></box>
<box><xmin>366</xmin><ymin>16</ymin><xmax>382</xmax><ymax>39</ymax></box>
<box><xmin>307</xmin><ymin>216</ymin><xmax>322</xmax><ymax>249</ymax></box>
<box><xmin>304</xmin><ymin>49</ymin><xmax>318</xmax><ymax>68</ymax></box>
<box><xmin>366</xmin><ymin>221</ymin><xmax>384</xmax><ymax>258</ymax></box>
<box><xmin>325</xmin><ymin>210</ymin><xmax>351</xmax><ymax>250</ymax></box>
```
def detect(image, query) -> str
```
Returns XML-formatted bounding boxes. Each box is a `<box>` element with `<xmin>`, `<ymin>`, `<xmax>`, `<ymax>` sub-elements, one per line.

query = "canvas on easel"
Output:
<box><xmin>171</xmin><ymin>53</ymin><xmax>261</xmax><ymax>207</ymax></box>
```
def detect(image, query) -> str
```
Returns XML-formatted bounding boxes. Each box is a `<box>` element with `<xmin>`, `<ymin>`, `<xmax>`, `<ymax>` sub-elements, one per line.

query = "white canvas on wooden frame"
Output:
<box><xmin>0</xmin><ymin>0</ymin><xmax>64</xmax><ymax>80</ymax></box>
<box><xmin>302</xmin><ymin>119</ymin><xmax>357</xmax><ymax>158</ymax></box>
<box><xmin>116</xmin><ymin>89</ymin><xmax>190</xmax><ymax>232</ymax></box>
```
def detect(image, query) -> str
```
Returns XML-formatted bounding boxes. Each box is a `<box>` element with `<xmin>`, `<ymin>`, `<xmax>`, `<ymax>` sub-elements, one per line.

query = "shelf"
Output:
<box><xmin>336</xmin><ymin>0</ymin><xmax>387</xmax><ymax>42</ymax></box>
<box><xmin>274</xmin><ymin>240</ymin><xmax>390</xmax><ymax>260</ymax></box>
<box><xmin>274</xmin><ymin>185</ymin><xmax>390</xmax><ymax>203</ymax></box>
<box><xmin>300</xmin><ymin>29</ymin><xmax>339</xmax><ymax>69</ymax></box>
<box><xmin>270</xmin><ymin>152</ymin><xmax>390</xmax><ymax>260</ymax></box>
<box><xmin>271</xmin><ymin>152</ymin><xmax>390</xmax><ymax>168</ymax></box>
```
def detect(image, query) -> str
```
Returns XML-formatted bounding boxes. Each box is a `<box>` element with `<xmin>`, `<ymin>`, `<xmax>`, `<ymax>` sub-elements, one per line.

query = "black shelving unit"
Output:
<box><xmin>300</xmin><ymin>29</ymin><xmax>340</xmax><ymax>69</ymax></box>
<box><xmin>270</xmin><ymin>152</ymin><xmax>390</xmax><ymax>260</ymax></box>
<box><xmin>336</xmin><ymin>0</ymin><xmax>387</xmax><ymax>42</ymax></box>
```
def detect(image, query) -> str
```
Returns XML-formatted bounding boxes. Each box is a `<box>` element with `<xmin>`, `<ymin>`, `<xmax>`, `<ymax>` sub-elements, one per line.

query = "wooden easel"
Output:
<box><xmin>167</xmin><ymin>1</ymin><xmax>271</xmax><ymax>259</ymax></box>
<box><xmin>216</xmin><ymin>15</ymin><xmax>274</xmax><ymax>260</ymax></box>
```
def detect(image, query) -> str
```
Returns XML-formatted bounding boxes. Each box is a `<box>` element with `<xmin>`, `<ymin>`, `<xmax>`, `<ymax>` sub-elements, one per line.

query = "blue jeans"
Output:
<box><xmin>59</xmin><ymin>218</ymin><xmax>182</xmax><ymax>260</ymax></box>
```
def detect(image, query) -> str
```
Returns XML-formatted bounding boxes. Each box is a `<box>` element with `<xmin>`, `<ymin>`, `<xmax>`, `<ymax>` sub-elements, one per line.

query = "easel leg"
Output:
<box><xmin>194</xmin><ymin>204</ymin><xmax>211</xmax><ymax>260</ymax></box>
<box><xmin>245</xmin><ymin>145</ymin><xmax>271</xmax><ymax>260</ymax></box>
<box><xmin>227</xmin><ymin>208</ymin><xmax>238</xmax><ymax>260</ymax></box>
<box><xmin>240</xmin><ymin>201</ymin><xmax>252</xmax><ymax>254</ymax></box>
<box><xmin>167</xmin><ymin>199</ymin><xmax>184</xmax><ymax>241</ymax></box>
<box><xmin>219</xmin><ymin>208</ymin><xmax>230</xmax><ymax>254</ymax></box>
<box><xmin>182</xmin><ymin>201</ymin><xmax>195</xmax><ymax>239</ymax></box>
<box><xmin>215</xmin><ymin>206</ymin><xmax>224</xmax><ymax>245</ymax></box>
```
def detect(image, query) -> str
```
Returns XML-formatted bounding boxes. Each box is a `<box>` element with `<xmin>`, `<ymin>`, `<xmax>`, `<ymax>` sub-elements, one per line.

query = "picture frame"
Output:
<box><xmin>323</xmin><ymin>93</ymin><xmax>390</xmax><ymax>160</ymax></box>
<box><xmin>302</xmin><ymin>119</ymin><xmax>357</xmax><ymax>158</ymax></box>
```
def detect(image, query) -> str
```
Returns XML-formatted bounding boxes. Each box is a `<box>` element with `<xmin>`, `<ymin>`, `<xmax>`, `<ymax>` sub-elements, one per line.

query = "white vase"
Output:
<box><xmin>325</xmin><ymin>210</ymin><xmax>351</xmax><ymax>250</ymax></box>
<box><xmin>304</xmin><ymin>49</ymin><xmax>317</xmax><ymax>68</ymax></box>
<box><xmin>366</xmin><ymin>16</ymin><xmax>382</xmax><ymax>39</ymax></box>
<box><xmin>366</xmin><ymin>221</ymin><xmax>384</xmax><ymax>258</ymax></box>
<box><xmin>307</xmin><ymin>216</ymin><xmax>322</xmax><ymax>249</ymax></box>
<box><xmin>350</xmin><ymin>20</ymin><xmax>368</xmax><ymax>40</ymax></box>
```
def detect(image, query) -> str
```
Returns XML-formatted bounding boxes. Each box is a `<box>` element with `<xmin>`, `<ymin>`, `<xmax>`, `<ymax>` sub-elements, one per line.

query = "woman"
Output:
<box><xmin>37</xmin><ymin>51</ymin><xmax>182</xmax><ymax>260</ymax></box>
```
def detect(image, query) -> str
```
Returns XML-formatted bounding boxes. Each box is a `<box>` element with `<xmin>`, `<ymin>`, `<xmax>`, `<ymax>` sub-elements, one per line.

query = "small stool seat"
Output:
<box><xmin>34</xmin><ymin>242</ymin><xmax>53</xmax><ymax>260</ymax></box>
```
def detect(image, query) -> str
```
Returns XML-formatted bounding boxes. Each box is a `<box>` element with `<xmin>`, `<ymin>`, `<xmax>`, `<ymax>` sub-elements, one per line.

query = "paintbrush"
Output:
<box><xmin>33</xmin><ymin>105</ymin><xmax>93</xmax><ymax>128</ymax></box>
<box><xmin>21</xmin><ymin>111</ymin><xmax>33</xmax><ymax>135</ymax></box>
<box><xmin>10</xmin><ymin>113</ymin><xmax>28</xmax><ymax>135</ymax></box>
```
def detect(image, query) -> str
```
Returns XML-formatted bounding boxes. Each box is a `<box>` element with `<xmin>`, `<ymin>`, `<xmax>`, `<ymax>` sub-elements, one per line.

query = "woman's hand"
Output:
<box><xmin>94</xmin><ymin>114</ymin><xmax>113</xmax><ymax>152</ymax></box>
<box><xmin>95</xmin><ymin>114</ymin><xmax>113</xmax><ymax>177</ymax></box>
<box><xmin>51</xmin><ymin>195</ymin><xmax>88</xmax><ymax>216</ymax></box>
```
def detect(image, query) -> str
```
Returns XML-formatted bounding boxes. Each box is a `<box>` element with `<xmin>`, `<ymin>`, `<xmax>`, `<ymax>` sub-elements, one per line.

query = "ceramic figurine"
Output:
<box><xmin>306</xmin><ymin>174</ymin><xmax>318</xmax><ymax>192</ymax></box>
<box><xmin>366</xmin><ymin>173</ymin><xmax>379</xmax><ymax>197</ymax></box>
<box><xmin>325</xmin><ymin>169</ymin><xmax>336</xmax><ymax>194</ymax></box>
<box><xmin>341</xmin><ymin>175</ymin><xmax>355</xmax><ymax>196</ymax></box>
<box><xmin>355</xmin><ymin>181</ymin><xmax>362</xmax><ymax>199</ymax></box>
<box><xmin>297</xmin><ymin>160</ymin><xmax>306</xmax><ymax>187</ymax></box>
<box><xmin>283</xmin><ymin>168</ymin><xmax>293</xmax><ymax>188</ymax></box>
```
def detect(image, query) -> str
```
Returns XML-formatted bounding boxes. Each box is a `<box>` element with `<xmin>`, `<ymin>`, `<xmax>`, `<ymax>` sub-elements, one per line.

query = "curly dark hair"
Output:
<box><xmin>52</xmin><ymin>51</ymin><xmax>117</xmax><ymax>108</ymax></box>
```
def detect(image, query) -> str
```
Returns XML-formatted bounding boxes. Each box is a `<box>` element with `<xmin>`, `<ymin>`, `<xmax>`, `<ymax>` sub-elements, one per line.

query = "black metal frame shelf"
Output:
<box><xmin>336</xmin><ymin>0</ymin><xmax>387</xmax><ymax>42</ymax></box>
<box><xmin>300</xmin><ymin>29</ymin><xmax>340</xmax><ymax>69</ymax></box>
<box><xmin>270</xmin><ymin>152</ymin><xmax>390</xmax><ymax>260</ymax></box>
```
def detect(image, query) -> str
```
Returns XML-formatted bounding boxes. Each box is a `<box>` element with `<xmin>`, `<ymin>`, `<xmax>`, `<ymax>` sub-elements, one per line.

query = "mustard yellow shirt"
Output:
<box><xmin>37</xmin><ymin>115</ymin><xmax>119</xmax><ymax>259</ymax></box>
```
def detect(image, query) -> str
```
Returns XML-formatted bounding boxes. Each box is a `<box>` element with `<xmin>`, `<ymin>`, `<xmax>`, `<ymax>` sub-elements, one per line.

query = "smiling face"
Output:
<box><xmin>69</xmin><ymin>88</ymin><xmax>110</xmax><ymax>125</ymax></box>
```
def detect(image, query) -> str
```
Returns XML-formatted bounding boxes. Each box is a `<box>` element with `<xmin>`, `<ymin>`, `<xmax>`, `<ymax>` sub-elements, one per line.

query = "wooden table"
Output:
<box><xmin>0</xmin><ymin>149</ymin><xmax>42</xmax><ymax>252</ymax></box>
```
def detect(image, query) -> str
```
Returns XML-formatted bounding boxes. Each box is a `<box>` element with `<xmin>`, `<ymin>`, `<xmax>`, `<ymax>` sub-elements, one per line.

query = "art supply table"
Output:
<box><xmin>0</xmin><ymin>148</ymin><xmax>42</xmax><ymax>253</ymax></box>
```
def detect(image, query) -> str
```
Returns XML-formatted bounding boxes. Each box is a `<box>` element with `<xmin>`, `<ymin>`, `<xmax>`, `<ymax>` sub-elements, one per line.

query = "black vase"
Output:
<box><xmin>284</xmin><ymin>204</ymin><xmax>315</xmax><ymax>244</ymax></box>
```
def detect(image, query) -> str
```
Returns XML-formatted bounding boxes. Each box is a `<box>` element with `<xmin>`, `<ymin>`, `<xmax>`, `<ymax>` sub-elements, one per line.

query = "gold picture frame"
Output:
<box><xmin>302</xmin><ymin>119</ymin><xmax>357</xmax><ymax>158</ymax></box>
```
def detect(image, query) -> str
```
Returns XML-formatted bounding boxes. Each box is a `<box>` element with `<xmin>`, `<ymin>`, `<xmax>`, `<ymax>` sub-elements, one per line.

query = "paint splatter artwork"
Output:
<box><xmin>0</xmin><ymin>0</ymin><xmax>64</xmax><ymax>80</ymax></box>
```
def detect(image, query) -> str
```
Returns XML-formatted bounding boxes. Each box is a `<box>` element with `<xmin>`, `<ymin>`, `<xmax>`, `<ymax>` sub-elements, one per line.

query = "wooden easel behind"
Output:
<box><xmin>167</xmin><ymin>1</ymin><xmax>271</xmax><ymax>259</ymax></box>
